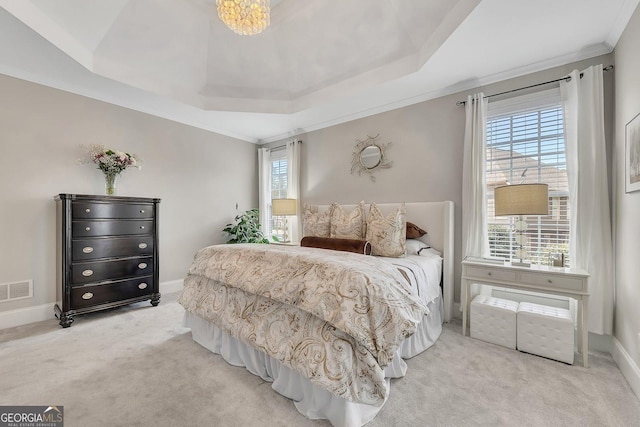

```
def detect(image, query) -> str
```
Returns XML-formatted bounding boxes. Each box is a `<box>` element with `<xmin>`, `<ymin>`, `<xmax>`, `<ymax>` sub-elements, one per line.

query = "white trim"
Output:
<box><xmin>487</xmin><ymin>88</ymin><xmax>561</xmax><ymax>118</ymax></box>
<box><xmin>611</xmin><ymin>336</ymin><xmax>640</xmax><ymax>400</ymax></box>
<box><xmin>454</xmin><ymin>302</ymin><xmax>462</xmax><ymax>319</ymax></box>
<box><xmin>588</xmin><ymin>332</ymin><xmax>612</xmax><ymax>354</ymax></box>
<box><xmin>0</xmin><ymin>0</ymin><xmax>94</xmax><ymax>70</ymax></box>
<box><xmin>257</xmin><ymin>45</ymin><xmax>613</xmax><ymax>144</ymax></box>
<box><xmin>0</xmin><ymin>280</ymin><xmax>184</xmax><ymax>330</ymax></box>
<box><xmin>0</xmin><ymin>302</ymin><xmax>56</xmax><ymax>330</ymax></box>
<box><xmin>160</xmin><ymin>279</ymin><xmax>184</xmax><ymax>294</ymax></box>
<box><xmin>605</xmin><ymin>0</ymin><xmax>640</xmax><ymax>49</ymax></box>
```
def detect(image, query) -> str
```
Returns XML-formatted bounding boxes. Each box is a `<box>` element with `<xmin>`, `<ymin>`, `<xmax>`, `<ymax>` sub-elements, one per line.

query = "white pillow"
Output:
<box><xmin>406</xmin><ymin>239</ymin><xmax>442</xmax><ymax>257</ymax></box>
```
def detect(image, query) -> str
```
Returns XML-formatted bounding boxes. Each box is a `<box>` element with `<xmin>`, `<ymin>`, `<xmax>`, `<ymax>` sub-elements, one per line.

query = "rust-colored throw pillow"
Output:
<box><xmin>300</xmin><ymin>236</ymin><xmax>372</xmax><ymax>255</ymax></box>
<box><xmin>406</xmin><ymin>221</ymin><xmax>427</xmax><ymax>239</ymax></box>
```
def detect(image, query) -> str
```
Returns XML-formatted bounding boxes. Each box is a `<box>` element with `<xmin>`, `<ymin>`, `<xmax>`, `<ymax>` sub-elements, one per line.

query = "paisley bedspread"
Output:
<box><xmin>178</xmin><ymin>244</ymin><xmax>427</xmax><ymax>406</ymax></box>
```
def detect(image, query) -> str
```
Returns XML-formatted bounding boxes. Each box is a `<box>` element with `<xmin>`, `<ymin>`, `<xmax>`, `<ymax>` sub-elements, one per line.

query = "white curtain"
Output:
<box><xmin>561</xmin><ymin>65</ymin><xmax>613</xmax><ymax>335</ymax></box>
<box><xmin>258</xmin><ymin>147</ymin><xmax>271</xmax><ymax>237</ymax></box>
<box><xmin>462</xmin><ymin>93</ymin><xmax>489</xmax><ymax>259</ymax></box>
<box><xmin>286</xmin><ymin>140</ymin><xmax>302</xmax><ymax>242</ymax></box>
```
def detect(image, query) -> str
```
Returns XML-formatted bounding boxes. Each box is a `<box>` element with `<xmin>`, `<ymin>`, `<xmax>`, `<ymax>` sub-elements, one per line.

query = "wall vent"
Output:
<box><xmin>0</xmin><ymin>280</ymin><xmax>33</xmax><ymax>302</ymax></box>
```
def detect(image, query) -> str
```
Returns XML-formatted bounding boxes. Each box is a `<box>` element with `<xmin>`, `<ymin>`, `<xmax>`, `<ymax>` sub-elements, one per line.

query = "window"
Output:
<box><xmin>266</xmin><ymin>151</ymin><xmax>287</xmax><ymax>239</ymax></box>
<box><xmin>486</xmin><ymin>90</ymin><xmax>570</xmax><ymax>266</ymax></box>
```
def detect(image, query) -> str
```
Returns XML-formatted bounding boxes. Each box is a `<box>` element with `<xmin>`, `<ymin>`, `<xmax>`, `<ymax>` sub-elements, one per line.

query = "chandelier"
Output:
<box><xmin>216</xmin><ymin>0</ymin><xmax>270</xmax><ymax>36</ymax></box>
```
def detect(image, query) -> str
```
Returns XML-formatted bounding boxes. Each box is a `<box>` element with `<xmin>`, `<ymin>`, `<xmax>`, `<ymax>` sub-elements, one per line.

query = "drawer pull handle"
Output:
<box><xmin>487</xmin><ymin>272</ymin><xmax>492</xmax><ymax>276</ymax></box>
<box><xmin>85</xmin><ymin>226</ymin><xmax>91</xmax><ymax>231</ymax></box>
<box><xmin>138</xmin><ymin>263</ymin><xmax>148</xmax><ymax>269</ymax></box>
<box><xmin>140</xmin><ymin>209</ymin><xmax>145</xmax><ymax>214</ymax></box>
<box><xmin>82</xmin><ymin>269</ymin><xmax>94</xmax><ymax>277</ymax></box>
<box><xmin>82</xmin><ymin>247</ymin><xmax>94</xmax><ymax>254</ymax></box>
<box><xmin>82</xmin><ymin>292</ymin><xmax>94</xmax><ymax>300</ymax></box>
<box><xmin>140</xmin><ymin>225</ymin><xmax>145</xmax><ymax>230</ymax></box>
<box><xmin>85</xmin><ymin>208</ymin><xmax>91</xmax><ymax>213</ymax></box>
<box><xmin>138</xmin><ymin>283</ymin><xmax>148</xmax><ymax>290</ymax></box>
<box><xmin>138</xmin><ymin>243</ymin><xmax>148</xmax><ymax>249</ymax></box>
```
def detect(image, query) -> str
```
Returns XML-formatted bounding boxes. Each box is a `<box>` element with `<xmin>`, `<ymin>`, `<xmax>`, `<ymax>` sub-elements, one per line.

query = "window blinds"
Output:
<box><xmin>267</xmin><ymin>154</ymin><xmax>288</xmax><ymax>238</ymax></box>
<box><xmin>486</xmin><ymin>98</ymin><xmax>570</xmax><ymax>266</ymax></box>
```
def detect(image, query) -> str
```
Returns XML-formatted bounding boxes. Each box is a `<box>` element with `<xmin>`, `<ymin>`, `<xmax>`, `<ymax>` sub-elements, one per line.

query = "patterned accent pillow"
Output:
<box><xmin>302</xmin><ymin>204</ymin><xmax>332</xmax><ymax>237</ymax></box>
<box><xmin>330</xmin><ymin>201</ymin><xmax>366</xmax><ymax>240</ymax></box>
<box><xmin>366</xmin><ymin>202</ymin><xmax>407</xmax><ymax>257</ymax></box>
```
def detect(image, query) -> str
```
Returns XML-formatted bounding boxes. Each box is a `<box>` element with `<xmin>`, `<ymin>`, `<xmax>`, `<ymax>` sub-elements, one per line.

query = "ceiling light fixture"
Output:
<box><xmin>216</xmin><ymin>0</ymin><xmax>270</xmax><ymax>36</ymax></box>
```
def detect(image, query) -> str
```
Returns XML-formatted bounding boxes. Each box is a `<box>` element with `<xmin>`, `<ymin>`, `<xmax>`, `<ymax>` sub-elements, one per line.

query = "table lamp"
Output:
<box><xmin>494</xmin><ymin>183</ymin><xmax>549</xmax><ymax>267</ymax></box>
<box><xmin>271</xmin><ymin>198</ymin><xmax>297</xmax><ymax>243</ymax></box>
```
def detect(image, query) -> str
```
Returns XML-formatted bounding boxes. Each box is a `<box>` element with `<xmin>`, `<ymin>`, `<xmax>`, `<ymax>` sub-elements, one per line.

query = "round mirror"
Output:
<box><xmin>360</xmin><ymin>145</ymin><xmax>382</xmax><ymax>169</ymax></box>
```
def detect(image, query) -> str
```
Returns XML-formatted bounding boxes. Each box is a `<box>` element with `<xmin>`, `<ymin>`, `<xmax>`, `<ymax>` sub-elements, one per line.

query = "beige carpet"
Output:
<box><xmin>1</xmin><ymin>292</ymin><xmax>639</xmax><ymax>427</ymax></box>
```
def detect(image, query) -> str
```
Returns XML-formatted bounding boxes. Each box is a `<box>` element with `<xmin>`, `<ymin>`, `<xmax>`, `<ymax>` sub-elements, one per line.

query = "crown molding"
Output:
<box><xmin>258</xmin><ymin>45</ymin><xmax>614</xmax><ymax>144</ymax></box>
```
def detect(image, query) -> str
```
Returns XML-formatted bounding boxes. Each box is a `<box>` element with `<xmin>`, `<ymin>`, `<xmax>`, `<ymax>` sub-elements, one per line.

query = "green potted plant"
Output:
<box><xmin>222</xmin><ymin>208</ymin><xmax>270</xmax><ymax>244</ymax></box>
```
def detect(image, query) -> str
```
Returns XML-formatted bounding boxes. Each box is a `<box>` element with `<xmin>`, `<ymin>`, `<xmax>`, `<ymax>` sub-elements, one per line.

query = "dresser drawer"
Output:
<box><xmin>72</xmin><ymin>256</ymin><xmax>153</xmax><ymax>284</ymax></box>
<box><xmin>519</xmin><ymin>272</ymin><xmax>586</xmax><ymax>291</ymax></box>
<box><xmin>70</xmin><ymin>276</ymin><xmax>153</xmax><ymax>309</ymax></box>
<box><xmin>72</xmin><ymin>202</ymin><xmax>154</xmax><ymax>219</ymax></box>
<box><xmin>72</xmin><ymin>220</ymin><xmax>153</xmax><ymax>237</ymax></box>
<box><xmin>72</xmin><ymin>236</ymin><xmax>154</xmax><ymax>261</ymax></box>
<box><xmin>465</xmin><ymin>266</ymin><xmax>517</xmax><ymax>282</ymax></box>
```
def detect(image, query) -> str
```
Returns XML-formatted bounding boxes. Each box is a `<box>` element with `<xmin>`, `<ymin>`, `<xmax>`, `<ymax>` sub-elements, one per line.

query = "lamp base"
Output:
<box><xmin>281</xmin><ymin>217</ymin><xmax>289</xmax><ymax>243</ymax></box>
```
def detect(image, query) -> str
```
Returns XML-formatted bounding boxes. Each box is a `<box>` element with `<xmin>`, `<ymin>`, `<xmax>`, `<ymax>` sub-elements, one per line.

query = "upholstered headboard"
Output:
<box><xmin>314</xmin><ymin>201</ymin><xmax>455</xmax><ymax>322</ymax></box>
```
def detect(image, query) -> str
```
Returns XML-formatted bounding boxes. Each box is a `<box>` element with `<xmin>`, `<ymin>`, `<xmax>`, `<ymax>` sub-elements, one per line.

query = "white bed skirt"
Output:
<box><xmin>183</xmin><ymin>296</ymin><xmax>443</xmax><ymax>427</ymax></box>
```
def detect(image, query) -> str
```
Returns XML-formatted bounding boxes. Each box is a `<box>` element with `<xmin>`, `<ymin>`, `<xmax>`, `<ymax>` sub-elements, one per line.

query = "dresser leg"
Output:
<box><xmin>58</xmin><ymin>312</ymin><xmax>74</xmax><ymax>328</ymax></box>
<box><xmin>54</xmin><ymin>304</ymin><xmax>74</xmax><ymax>328</ymax></box>
<box><xmin>150</xmin><ymin>293</ymin><xmax>161</xmax><ymax>307</ymax></box>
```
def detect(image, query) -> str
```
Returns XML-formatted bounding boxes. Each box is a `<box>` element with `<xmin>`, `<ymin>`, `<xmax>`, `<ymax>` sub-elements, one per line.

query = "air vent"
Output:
<box><xmin>0</xmin><ymin>280</ymin><xmax>33</xmax><ymax>302</ymax></box>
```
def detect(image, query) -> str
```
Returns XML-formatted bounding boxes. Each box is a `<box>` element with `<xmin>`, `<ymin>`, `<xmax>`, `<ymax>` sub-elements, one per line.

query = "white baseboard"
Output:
<box><xmin>0</xmin><ymin>302</ymin><xmax>56</xmax><ymax>330</ymax></box>
<box><xmin>453</xmin><ymin>302</ymin><xmax>462</xmax><ymax>319</ymax></box>
<box><xmin>588</xmin><ymin>332</ymin><xmax>612</xmax><ymax>353</ymax></box>
<box><xmin>161</xmin><ymin>279</ymin><xmax>184</xmax><ymax>294</ymax></box>
<box><xmin>611</xmin><ymin>336</ymin><xmax>640</xmax><ymax>400</ymax></box>
<box><xmin>0</xmin><ymin>280</ymin><xmax>184</xmax><ymax>330</ymax></box>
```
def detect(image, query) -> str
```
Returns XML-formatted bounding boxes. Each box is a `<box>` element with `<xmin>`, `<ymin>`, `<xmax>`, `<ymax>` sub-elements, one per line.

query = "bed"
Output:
<box><xmin>179</xmin><ymin>201</ymin><xmax>454</xmax><ymax>426</ymax></box>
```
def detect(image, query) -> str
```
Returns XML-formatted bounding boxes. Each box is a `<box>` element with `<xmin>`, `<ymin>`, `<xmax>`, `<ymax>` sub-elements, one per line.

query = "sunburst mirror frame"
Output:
<box><xmin>350</xmin><ymin>133</ymin><xmax>393</xmax><ymax>182</ymax></box>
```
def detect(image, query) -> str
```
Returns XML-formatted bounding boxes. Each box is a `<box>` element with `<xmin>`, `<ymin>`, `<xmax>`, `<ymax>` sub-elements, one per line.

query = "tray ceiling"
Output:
<box><xmin>0</xmin><ymin>0</ymin><xmax>637</xmax><ymax>142</ymax></box>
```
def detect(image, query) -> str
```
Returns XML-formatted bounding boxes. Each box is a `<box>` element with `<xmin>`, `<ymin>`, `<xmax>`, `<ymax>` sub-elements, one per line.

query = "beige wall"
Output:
<box><xmin>0</xmin><ymin>74</ymin><xmax>257</xmax><ymax>313</ymax></box>
<box><xmin>266</xmin><ymin>53</ymin><xmax>614</xmax><ymax>305</ymax></box>
<box><xmin>614</xmin><ymin>4</ymin><xmax>640</xmax><ymax>371</ymax></box>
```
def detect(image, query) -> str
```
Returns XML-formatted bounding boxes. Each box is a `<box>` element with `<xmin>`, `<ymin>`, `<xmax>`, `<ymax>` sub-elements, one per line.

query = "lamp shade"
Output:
<box><xmin>494</xmin><ymin>184</ymin><xmax>549</xmax><ymax>216</ymax></box>
<box><xmin>272</xmin><ymin>198</ymin><xmax>297</xmax><ymax>216</ymax></box>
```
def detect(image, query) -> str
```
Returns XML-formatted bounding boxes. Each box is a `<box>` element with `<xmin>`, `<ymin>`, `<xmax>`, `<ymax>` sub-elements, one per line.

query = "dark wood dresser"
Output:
<box><xmin>55</xmin><ymin>194</ymin><xmax>160</xmax><ymax>327</ymax></box>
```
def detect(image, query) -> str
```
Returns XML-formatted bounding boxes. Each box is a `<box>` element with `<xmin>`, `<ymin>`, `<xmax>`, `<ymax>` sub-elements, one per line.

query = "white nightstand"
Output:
<box><xmin>461</xmin><ymin>258</ymin><xmax>590</xmax><ymax>367</ymax></box>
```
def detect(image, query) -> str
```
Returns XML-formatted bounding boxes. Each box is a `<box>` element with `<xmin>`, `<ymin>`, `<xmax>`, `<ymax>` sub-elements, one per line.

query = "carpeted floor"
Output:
<box><xmin>1</xmin><ymin>292</ymin><xmax>638</xmax><ymax>427</ymax></box>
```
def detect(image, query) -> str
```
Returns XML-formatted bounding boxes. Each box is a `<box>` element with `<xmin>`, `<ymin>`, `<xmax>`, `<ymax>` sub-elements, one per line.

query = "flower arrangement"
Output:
<box><xmin>80</xmin><ymin>144</ymin><xmax>141</xmax><ymax>195</ymax></box>
<box><xmin>86</xmin><ymin>144</ymin><xmax>141</xmax><ymax>175</ymax></box>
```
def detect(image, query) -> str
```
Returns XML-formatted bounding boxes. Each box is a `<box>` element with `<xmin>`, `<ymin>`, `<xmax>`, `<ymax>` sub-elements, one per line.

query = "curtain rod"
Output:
<box><xmin>266</xmin><ymin>140</ymin><xmax>302</xmax><ymax>152</ymax></box>
<box><xmin>455</xmin><ymin>65</ymin><xmax>614</xmax><ymax>106</ymax></box>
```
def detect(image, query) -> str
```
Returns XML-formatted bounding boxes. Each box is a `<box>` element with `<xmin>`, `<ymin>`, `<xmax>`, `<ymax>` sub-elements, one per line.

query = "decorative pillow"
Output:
<box><xmin>330</xmin><ymin>201</ymin><xmax>366</xmax><ymax>240</ymax></box>
<box><xmin>302</xmin><ymin>204</ymin><xmax>332</xmax><ymax>237</ymax></box>
<box><xmin>405</xmin><ymin>239</ymin><xmax>441</xmax><ymax>257</ymax></box>
<box><xmin>405</xmin><ymin>239</ymin><xmax>428</xmax><ymax>255</ymax></box>
<box><xmin>300</xmin><ymin>236</ymin><xmax>372</xmax><ymax>255</ymax></box>
<box><xmin>366</xmin><ymin>202</ymin><xmax>406</xmax><ymax>257</ymax></box>
<box><xmin>406</xmin><ymin>222</ymin><xmax>427</xmax><ymax>239</ymax></box>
